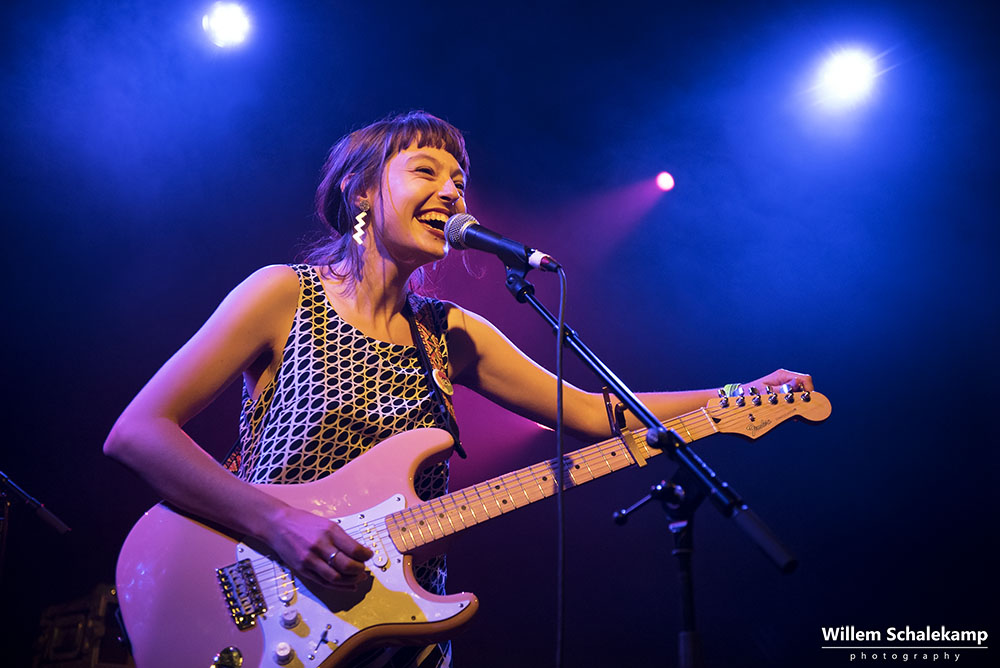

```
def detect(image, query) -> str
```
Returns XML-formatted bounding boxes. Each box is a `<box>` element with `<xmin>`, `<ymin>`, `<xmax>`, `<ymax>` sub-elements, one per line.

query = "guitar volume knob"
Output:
<box><xmin>273</xmin><ymin>642</ymin><xmax>294</xmax><ymax>665</ymax></box>
<box><xmin>280</xmin><ymin>609</ymin><xmax>301</xmax><ymax>629</ymax></box>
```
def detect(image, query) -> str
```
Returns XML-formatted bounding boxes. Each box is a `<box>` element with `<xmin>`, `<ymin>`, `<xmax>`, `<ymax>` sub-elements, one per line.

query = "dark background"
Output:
<box><xmin>2</xmin><ymin>1</ymin><xmax>997</xmax><ymax>666</ymax></box>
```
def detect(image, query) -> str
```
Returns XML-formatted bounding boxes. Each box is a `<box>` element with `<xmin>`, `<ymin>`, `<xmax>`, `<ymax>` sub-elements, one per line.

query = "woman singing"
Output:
<box><xmin>104</xmin><ymin>111</ymin><xmax>811</xmax><ymax>667</ymax></box>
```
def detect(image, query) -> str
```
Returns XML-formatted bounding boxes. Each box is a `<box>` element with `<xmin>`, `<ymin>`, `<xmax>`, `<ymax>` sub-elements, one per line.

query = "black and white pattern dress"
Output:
<box><xmin>226</xmin><ymin>264</ymin><xmax>455</xmax><ymax>666</ymax></box>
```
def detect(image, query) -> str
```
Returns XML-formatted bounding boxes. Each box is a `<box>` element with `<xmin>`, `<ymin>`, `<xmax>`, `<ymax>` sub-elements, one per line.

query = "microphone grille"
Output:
<box><xmin>445</xmin><ymin>213</ymin><xmax>477</xmax><ymax>248</ymax></box>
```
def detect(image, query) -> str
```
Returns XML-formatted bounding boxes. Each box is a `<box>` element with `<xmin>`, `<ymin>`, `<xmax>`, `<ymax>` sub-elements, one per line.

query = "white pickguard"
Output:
<box><xmin>234</xmin><ymin>495</ymin><xmax>470</xmax><ymax>666</ymax></box>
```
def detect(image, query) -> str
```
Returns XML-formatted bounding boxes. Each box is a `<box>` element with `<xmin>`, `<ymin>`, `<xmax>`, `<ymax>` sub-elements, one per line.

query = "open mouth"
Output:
<box><xmin>416</xmin><ymin>212</ymin><xmax>449</xmax><ymax>232</ymax></box>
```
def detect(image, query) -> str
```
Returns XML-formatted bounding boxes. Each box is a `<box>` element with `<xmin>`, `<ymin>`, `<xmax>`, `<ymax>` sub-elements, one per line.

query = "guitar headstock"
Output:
<box><xmin>705</xmin><ymin>389</ymin><xmax>832</xmax><ymax>440</ymax></box>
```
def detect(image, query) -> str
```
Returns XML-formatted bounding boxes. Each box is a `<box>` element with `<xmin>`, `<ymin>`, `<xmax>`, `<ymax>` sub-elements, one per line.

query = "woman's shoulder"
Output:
<box><xmin>240</xmin><ymin>263</ymin><xmax>301</xmax><ymax>290</ymax></box>
<box><xmin>223</xmin><ymin>264</ymin><xmax>302</xmax><ymax>315</ymax></box>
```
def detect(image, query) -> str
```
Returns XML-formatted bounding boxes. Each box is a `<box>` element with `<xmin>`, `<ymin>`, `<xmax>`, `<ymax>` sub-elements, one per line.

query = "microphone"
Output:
<box><xmin>444</xmin><ymin>213</ymin><xmax>561</xmax><ymax>272</ymax></box>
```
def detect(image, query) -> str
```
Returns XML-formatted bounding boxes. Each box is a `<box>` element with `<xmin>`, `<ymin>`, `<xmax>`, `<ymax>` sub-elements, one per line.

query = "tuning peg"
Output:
<box><xmin>801</xmin><ymin>391</ymin><xmax>811</xmax><ymax>402</ymax></box>
<box><xmin>735</xmin><ymin>395</ymin><xmax>746</xmax><ymax>407</ymax></box>
<box><xmin>717</xmin><ymin>388</ymin><xmax>729</xmax><ymax>408</ymax></box>
<box><xmin>784</xmin><ymin>392</ymin><xmax>794</xmax><ymax>403</ymax></box>
<box><xmin>748</xmin><ymin>386</ymin><xmax>760</xmax><ymax>395</ymax></box>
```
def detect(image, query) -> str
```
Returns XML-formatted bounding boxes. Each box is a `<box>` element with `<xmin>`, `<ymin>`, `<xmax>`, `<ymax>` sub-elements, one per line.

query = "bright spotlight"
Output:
<box><xmin>656</xmin><ymin>171</ymin><xmax>675</xmax><ymax>192</ymax></box>
<box><xmin>202</xmin><ymin>2</ymin><xmax>251</xmax><ymax>48</ymax></box>
<box><xmin>815</xmin><ymin>48</ymin><xmax>877</xmax><ymax>108</ymax></box>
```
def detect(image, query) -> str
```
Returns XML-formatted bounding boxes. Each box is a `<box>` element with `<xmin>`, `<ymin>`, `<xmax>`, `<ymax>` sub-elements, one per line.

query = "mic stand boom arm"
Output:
<box><xmin>503</xmin><ymin>265</ymin><xmax>796</xmax><ymax>573</ymax></box>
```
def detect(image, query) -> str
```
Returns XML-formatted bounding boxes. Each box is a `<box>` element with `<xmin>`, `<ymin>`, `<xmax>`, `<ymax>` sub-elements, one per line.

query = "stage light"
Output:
<box><xmin>202</xmin><ymin>2</ymin><xmax>251</xmax><ymax>48</ymax></box>
<box><xmin>815</xmin><ymin>48</ymin><xmax>877</xmax><ymax>108</ymax></box>
<box><xmin>656</xmin><ymin>172</ymin><xmax>675</xmax><ymax>192</ymax></box>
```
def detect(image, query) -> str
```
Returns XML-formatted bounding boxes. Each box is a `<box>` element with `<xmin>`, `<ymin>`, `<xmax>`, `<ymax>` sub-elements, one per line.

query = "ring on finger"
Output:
<box><xmin>327</xmin><ymin>549</ymin><xmax>339</xmax><ymax>566</ymax></box>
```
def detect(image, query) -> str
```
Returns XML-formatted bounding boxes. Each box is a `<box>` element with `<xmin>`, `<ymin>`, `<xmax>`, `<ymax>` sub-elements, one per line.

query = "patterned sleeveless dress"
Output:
<box><xmin>225</xmin><ymin>264</ymin><xmax>455</xmax><ymax>667</ymax></box>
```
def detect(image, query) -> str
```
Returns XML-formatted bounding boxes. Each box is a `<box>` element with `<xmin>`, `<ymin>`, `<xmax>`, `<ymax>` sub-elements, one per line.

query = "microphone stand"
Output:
<box><xmin>502</xmin><ymin>263</ymin><xmax>797</xmax><ymax>667</ymax></box>
<box><xmin>0</xmin><ymin>470</ymin><xmax>71</xmax><ymax>585</ymax></box>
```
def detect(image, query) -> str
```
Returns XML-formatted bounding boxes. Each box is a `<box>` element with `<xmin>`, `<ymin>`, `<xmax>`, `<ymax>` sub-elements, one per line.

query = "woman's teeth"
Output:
<box><xmin>417</xmin><ymin>214</ymin><xmax>448</xmax><ymax>230</ymax></box>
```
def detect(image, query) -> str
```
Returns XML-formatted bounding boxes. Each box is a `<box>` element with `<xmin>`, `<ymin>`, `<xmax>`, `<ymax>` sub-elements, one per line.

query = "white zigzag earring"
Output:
<box><xmin>352</xmin><ymin>200</ymin><xmax>371</xmax><ymax>246</ymax></box>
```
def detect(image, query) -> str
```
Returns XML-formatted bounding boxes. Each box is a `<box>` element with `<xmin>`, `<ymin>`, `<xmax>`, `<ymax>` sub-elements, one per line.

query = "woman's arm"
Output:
<box><xmin>104</xmin><ymin>265</ymin><xmax>371</xmax><ymax>586</ymax></box>
<box><xmin>447</xmin><ymin>304</ymin><xmax>812</xmax><ymax>441</ymax></box>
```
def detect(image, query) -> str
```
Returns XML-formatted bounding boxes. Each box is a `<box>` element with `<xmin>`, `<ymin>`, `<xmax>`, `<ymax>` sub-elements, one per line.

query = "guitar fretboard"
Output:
<box><xmin>384</xmin><ymin>407</ymin><xmax>719</xmax><ymax>551</ymax></box>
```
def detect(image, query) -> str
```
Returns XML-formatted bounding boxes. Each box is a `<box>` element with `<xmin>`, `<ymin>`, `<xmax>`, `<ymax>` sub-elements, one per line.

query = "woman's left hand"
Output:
<box><xmin>745</xmin><ymin>369</ymin><xmax>814</xmax><ymax>394</ymax></box>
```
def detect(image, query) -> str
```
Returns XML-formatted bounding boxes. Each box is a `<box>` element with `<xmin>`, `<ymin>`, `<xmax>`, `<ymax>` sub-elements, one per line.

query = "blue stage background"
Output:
<box><xmin>2</xmin><ymin>1</ymin><xmax>996</xmax><ymax>665</ymax></box>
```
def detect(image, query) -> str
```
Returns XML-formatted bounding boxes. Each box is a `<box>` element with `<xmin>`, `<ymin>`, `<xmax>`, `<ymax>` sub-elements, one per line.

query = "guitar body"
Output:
<box><xmin>116</xmin><ymin>427</ymin><xmax>478</xmax><ymax>668</ymax></box>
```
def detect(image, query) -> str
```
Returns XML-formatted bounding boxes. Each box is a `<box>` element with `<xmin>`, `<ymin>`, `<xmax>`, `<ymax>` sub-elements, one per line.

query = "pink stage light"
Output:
<box><xmin>656</xmin><ymin>171</ymin><xmax>675</xmax><ymax>191</ymax></box>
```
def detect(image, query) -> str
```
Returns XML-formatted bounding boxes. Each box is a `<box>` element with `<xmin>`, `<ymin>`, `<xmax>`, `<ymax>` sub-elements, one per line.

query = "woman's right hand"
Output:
<box><xmin>265</xmin><ymin>504</ymin><xmax>374</xmax><ymax>590</ymax></box>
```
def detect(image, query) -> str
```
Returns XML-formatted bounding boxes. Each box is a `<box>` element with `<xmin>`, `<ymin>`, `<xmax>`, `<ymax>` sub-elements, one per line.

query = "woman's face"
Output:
<box><xmin>373</xmin><ymin>142</ymin><xmax>467</xmax><ymax>269</ymax></box>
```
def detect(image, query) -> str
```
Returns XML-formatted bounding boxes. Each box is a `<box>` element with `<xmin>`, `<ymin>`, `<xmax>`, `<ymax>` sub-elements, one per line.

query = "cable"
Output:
<box><xmin>554</xmin><ymin>266</ymin><xmax>567</xmax><ymax>668</ymax></box>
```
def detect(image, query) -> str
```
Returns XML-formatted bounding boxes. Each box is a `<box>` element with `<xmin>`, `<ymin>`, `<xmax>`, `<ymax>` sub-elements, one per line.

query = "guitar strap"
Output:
<box><xmin>405</xmin><ymin>294</ymin><xmax>466</xmax><ymax>459</ymax></box>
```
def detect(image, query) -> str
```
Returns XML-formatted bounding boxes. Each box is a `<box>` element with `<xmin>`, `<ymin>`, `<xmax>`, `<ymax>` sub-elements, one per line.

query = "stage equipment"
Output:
<box><xmin>0</xmin><ymin>470</ymin><xmax>71</xmax><ymax>583</ymax></box>
<box><xmin>33</xmin><ymin>584</ymin><xmax>134</xmax><ymax>668</ymax></box>
<box><xmin>816</xmin><ymin>47</ymin><xmax>877</xmax><ymax>108</ymax></box>
<box><xmin>656</xmin><ymin>171</ymin><xmax>675</xmax><ymax>191</ymax></box>
<box><xmin>444</xmin><ymin>213</ymin><xmax>561</xmax><ymax>272</ymax></box>
<box><xmin>497</xmin><ymin>246</ymin><xmax>827</xmax><ymax>668</ymax></box>
<box><xmin>202</xmin><ymin>2</ymin><xmax>251</xmax><ymax>48</ymax></box>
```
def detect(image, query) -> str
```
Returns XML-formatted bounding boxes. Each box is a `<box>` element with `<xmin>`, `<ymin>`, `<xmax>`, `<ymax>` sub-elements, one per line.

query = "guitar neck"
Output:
<box><xmin>385</xmin><ymin>408</ymin><xmax>719</xmax><ymax>551</ymax></box>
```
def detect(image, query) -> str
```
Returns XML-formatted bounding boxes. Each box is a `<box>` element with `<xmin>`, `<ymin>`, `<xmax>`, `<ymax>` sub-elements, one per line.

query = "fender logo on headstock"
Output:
<box><xmin>746</xmin><ymin>419</ymin><xmax>773</xmax><ymax>435</ymax></box>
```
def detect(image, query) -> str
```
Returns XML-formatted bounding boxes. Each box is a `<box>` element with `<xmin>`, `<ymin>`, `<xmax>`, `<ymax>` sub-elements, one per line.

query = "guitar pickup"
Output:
<box><xmin>217</xmin><ymin>559</ymin><xmax>267</xmax><ymax>630</ymax></box>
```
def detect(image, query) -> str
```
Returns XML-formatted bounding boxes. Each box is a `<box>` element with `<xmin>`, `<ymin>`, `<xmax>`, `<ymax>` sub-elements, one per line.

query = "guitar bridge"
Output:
<box><xmin>217</xmin><ymin>559</ymin><xmax>267</xmax><ymax>630</ymax></box>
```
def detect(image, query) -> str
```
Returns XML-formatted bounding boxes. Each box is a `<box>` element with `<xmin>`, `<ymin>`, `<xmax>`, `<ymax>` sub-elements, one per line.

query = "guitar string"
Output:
<box><xmin>238</xmin><ymin>397</ymin><xmax>814</xmax><ymax>614</ymax></box>
<box><xmin>345</xmin><ymin>415</ymin><xmax>716</xmax><ymax>549</ymax></box>
<box><xmin>236</xmin><ymin>435</ymin><xmax>656</xmax><ymax>575</ymax></box>
<box><xmin>377</xmin><ymin>419</ymin><xmax>706</xmax><ymax>543</ymax></box>
<box><xmin>237</xmin><ymin>431</ymin><xmax>679</xmax><ymax>591</ymax></box>
<box><xmin>253</xmin><ymin>421</ymin><xmax>695</xmax><ymax>574</ymax></box>
<box><xmin>235</xmin><ymin>421</ymin><xmax>734</xmax><ymax>605</ymax></box>
<box><xmin>237</xmin><ymin>402</ymin><xmax>807</xmax><ymax>582</ymax></box>
<box><xmin>369</xmin><ymin>399</ymin><xmax>795</xmax><ymax>549</ymax></box>
<box><xmin>292</xmin><ymin>414</ymin><xmax>718</xmax><ymax>559</ymax></box>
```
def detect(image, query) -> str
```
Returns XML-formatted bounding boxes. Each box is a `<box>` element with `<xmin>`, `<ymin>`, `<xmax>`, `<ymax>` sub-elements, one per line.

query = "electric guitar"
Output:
<box><xmin>116</xmin><ymin>390</ymin><xmax>831</xmax><ymax>667</ymax></box>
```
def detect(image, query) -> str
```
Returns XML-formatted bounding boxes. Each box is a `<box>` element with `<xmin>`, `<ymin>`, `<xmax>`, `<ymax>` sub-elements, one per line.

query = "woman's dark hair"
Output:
<box><xmin>304</xmin><ymin>111</ymin><xmax>470</xmax><ymax>290</ymax></box>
